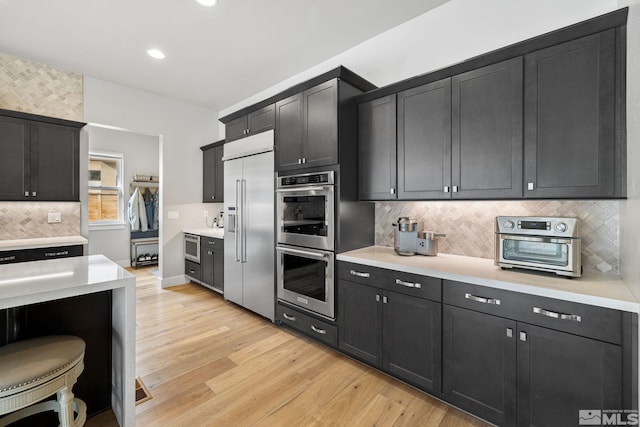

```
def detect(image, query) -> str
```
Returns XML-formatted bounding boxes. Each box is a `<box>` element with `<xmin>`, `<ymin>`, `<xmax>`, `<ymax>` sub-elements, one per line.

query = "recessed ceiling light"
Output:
<box><xmin>146</xmin><ymin>49</ymin><xmax>166</xmax><ymax>60</ymax></box>
<box><xmin>196</xmin><ymin>0</ymin><xmax>216</xmax><ymax>6</ymax></box>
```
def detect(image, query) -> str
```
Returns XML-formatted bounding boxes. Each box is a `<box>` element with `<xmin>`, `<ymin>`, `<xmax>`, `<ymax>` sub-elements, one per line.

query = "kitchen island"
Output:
<box><xmin>0</xmin><ymin>255</ymin><xmax>136</xmax><ymax>427</ymax></box>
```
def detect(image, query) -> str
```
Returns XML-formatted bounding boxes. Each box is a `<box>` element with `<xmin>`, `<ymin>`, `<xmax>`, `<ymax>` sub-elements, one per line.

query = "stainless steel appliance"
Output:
<box><xmin>276</xmin><ymin>245</ymin><xmax>335</xmax><ymax>319</ymax></box>
<box><xmin>276</xmin><ymin>171</ymin><xmax>334</xmax><ymax>251</ymax></box>
<box><xmin>393</xmin><ymin>217</ymin><xmax>423</xmax><ymax>256</ymax></box>
<box><xmin>418</xmin><ymin>231</ymin><xmax>447</xmax><ymax>256</ymax></box>
<box><xmin>184</xmin><ymin>233</ymin><xmax>200</xmax><ymax>263</ymax></box>
<box><xmin>495</xmin><ymin>216</ymin><xmax>581</xmax><ymax>277</ymax></box>
<box><xmin>224</xmin><ymin>130</ymin><xmax>275</xmax><ymax>321</ymax></box>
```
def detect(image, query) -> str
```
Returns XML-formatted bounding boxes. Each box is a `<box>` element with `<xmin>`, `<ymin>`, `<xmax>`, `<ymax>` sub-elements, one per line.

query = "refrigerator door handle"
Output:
<box><xmin>241</xmin><ymin>179</ymin><xmax>247</xmax><ymax>263</ymax></box>
<box><xmin>235</xmin><ymin>179</ymin><xmax>241</xmax><ymax>262</ymax></box>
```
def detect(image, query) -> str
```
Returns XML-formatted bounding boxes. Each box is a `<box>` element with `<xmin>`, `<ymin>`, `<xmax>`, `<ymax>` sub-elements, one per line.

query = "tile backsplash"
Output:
<box><xmin>0</xmin><ymin>202</ymin><xmax>81</xmax><ymax>240</ymax></box>
<box><xmin>375</xmin><ymin>200</ymin><xmax>619</xmax><ymax>274</ymax></box>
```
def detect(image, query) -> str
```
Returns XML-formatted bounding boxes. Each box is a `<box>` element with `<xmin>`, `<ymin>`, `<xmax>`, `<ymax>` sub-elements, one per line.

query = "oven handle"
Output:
<box><xmin>499</xmin><ymin>234</ymin><xmax>574</xmax><ymax>245</ymax></box>
<box><xmin>276</xmin><ymin>186</ymin><xmax>331</xmax><ymax>193</ymax></box>
<box><xmin>276</xmin><ymin>246</ymin><xmax>328</xmax><ymax>260</ymax></box>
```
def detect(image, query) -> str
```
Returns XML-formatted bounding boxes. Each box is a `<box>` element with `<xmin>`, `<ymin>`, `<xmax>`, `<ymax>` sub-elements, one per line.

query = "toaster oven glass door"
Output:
<box><xmin>502</xmin><ymin>236</ymin><xmax>569</xmax><ymax>267</ymax></box>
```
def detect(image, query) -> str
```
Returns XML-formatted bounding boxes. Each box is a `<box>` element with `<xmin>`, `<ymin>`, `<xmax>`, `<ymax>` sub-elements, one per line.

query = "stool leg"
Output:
<box><xmin>56</xmin><ymin>387</ymin><xmax>75</xmax><ymax>427</ymax></box>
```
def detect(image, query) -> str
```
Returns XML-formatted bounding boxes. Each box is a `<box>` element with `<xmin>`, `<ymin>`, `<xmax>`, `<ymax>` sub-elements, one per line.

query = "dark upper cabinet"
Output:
<box><xmin>524</xmin><ymin>30</ymin><xmax>619</xmax><ymax>198</ymax></box>
<box><xmin>451</xmin><ymin>57</ymin><xmax>523</xmax><ymax>199</ymax></box>
<box><xmin>201</xmin><ymin>141</ymin><xmax>224</xmax><ymax>203</ymax></box>
<box><xmin>0</xmin><ymin>112</ymin><xmax>82</xmax><ymax>202</ymax></box>
<box><xmin>275</xmin><ymin>79</ymin><xmax>338</xmax><ymax>171</ymax></box>
<box><xmin>225</xmin><ymin>104</ymin><xmax>275</xmax><ymax>143</ymax></box>
<box><xmin>443</xmin><ymin>304</ymin><xmax>517</xmax><ymax>426</ymax></box>
<box><xmin>358</xmin><ymin>95</ymin><xmax>397</xmax><ymax>200</ymax></box>
<box><xmin>517</xmin><ymin>323</ymin><xmax>622</xmax><ymax>427</ymax></box>
<box><xmin>201</xmin><ymin>237</ymin><xmax>224</xmax><ymax>293</ymax></box>
<box><xmin>397</xmin><ymin>79</ymin><xmax>451</xmax><ymax>200</ymax></box>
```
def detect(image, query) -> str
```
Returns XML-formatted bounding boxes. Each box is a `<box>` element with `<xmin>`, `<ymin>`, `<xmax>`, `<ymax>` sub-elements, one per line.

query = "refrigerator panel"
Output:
<box><xmin>242</xmin><ymin>151</ymin><xmax>275</xmax><ymax>321</ymax></box>
<box><xmin>223</xmin><ymin>156</ymin><xmax>243</xmax><ymax>306</ymax></box>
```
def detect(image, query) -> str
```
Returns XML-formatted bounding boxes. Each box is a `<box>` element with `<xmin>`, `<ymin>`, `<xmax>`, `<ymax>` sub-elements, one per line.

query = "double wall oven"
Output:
<box><xmin>276</xmin><ymin>171</ymin><xmax>336</xmax><ymax>319</ymax></box>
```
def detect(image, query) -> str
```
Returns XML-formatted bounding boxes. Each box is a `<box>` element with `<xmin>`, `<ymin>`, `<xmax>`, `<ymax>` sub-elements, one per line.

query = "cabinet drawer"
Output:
<box><xmin>276</xmin><ymin>303</ymin><xmax>338</xmax><ymax>347</ymax></box>
<box><xmin>444</xmin><ymin>280</ymin><xmax>623</xmax><ymax>344</ymax></box>
<box><xmin>185</xmin><ymin>260</ymin><xmax>201</xmax><ymax>281</ymax></box>
<box><xmin>338</xmin><ymin>261</ymin><xmax>386</xmax><ymax>286</ymax></box>
<box><xmin>202</xmin><ymin>237</ymin><xmax>223</xmax><ymax>249</ymax></box>
<box><xmin>381</xmin><ymin>270</ymin><xmax>441</xmax><ymax>302</ymax></box>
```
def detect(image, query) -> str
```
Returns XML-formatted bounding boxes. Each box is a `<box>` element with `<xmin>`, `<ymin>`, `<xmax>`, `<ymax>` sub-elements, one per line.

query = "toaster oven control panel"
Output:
<box><xmin>495</xmin><ymin>216</ymin><xmax>579</xmax><ymax>238</ymax></box>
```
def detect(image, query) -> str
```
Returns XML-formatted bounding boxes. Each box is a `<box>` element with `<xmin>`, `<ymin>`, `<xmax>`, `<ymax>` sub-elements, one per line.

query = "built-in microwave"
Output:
<box><xmin>495</xmin><ymin>216</ymin><xmax>581</xmax><ymax>277</ymax></box>
<box><xmin>184</xmin><ymin>233</ymin><xmax>201</xmax><ymax>263</ymax></box>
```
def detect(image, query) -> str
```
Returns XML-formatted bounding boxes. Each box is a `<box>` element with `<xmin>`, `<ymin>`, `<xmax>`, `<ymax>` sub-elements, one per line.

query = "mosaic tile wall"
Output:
<box><xmin>376</xmin><ymin>200</ymin><xmax>620</xmax><ymax>274</ymax></box>
<box><xmin>0</xmin><ymin>52</ymin><xmax>83</xmax><ymax>121</ymax></box>
<box><xmin>0</xmin><ymin>202</ymin><xmax>81</xmax><ymax>240</ymax></box>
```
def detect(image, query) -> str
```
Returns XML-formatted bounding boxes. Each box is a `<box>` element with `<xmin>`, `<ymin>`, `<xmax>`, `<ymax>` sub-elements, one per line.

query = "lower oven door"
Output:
<box><xmin>497</xmin><ymin>234</ymin><xmax>580</xmax><ymax>276</ymax></box>
<box><xmin>276</xmin><ymin>245</ymin><xmax>335</xmax><ymax>319</ymax></box>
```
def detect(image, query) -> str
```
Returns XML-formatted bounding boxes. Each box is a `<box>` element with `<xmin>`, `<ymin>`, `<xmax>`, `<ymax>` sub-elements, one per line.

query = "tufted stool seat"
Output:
<box><xmin>0</xmin><ymin>335</ymin><xmax>87</xmax><ymax>427</ymax></box>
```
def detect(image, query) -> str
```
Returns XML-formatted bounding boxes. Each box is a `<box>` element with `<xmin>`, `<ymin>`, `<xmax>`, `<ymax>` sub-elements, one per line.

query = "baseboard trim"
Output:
<box><xmin>159</xmin><ymin>275</ymin><xmax>188</xmax><ymax>288</ymax></box>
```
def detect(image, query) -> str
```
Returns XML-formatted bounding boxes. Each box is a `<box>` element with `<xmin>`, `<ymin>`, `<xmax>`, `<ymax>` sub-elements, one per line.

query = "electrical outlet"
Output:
<box><xmin>47</xmin><ymin>212</ymin><xmax>61</xmax><ymax>223</ymax></box>
<box><xmin>204</xmin><ymin>211</ymin><xmax>208</xmax><ymax>218</ymax></box>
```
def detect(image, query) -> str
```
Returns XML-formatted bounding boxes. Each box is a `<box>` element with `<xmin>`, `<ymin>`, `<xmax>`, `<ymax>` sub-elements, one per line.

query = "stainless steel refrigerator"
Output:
<box><xmin>223</xmin><ymin>130</ymin><xmax>275</xmax><ymax>321</ymax></box>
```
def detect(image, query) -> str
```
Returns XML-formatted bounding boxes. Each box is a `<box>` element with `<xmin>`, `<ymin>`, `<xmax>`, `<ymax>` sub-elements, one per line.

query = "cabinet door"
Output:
<box><xmin>452</xmin><ymin>57</ymin><xmax>523</xmax><ymax>199</ymax></box>
<box><xmin>338</xmin><ymin>280</ymin><xmax>382</xmax><ymax>367</ymax></box>
<box><xmin>397</xmin><ymin>79</ymin><xmax>452</xmax><ymax>200</ymax></box>
<box><xmin>358</xmin><ymin>95</ymin><xmax>397</xmax><ymax>200</ymax></box>
<box><xmin>517</xmin><ymin>324</ymin><xmax>622</xmax><ymax>427</ymax></box>
<box><xmin>383</xmin><ymin>291</ymin><xmax>441</xmax><ymax>394</ymax></box>
<box><xmin>304</xmin><ymin>80</ymin><xmax>338</xmax><ymax>168</ymax></box>
<box><xmin>247</xmin><ymin>104</ymin><xmax>275</xmax><ymax>135</ymax></box>
<box><xmin>201</xmin><ymin>242</ymin><xmax>214</xmax><ymax>287</ymax></box>
<box><xmin>0</xmin><ymin>115</ymin><xmax>30</xmax><ymax>200</ymax></box>
<box><xmin>31</xmin><ymin>121</ymin><xmax>79</xmax><ymax>201</ymax></box>
<box><xmin>443</xmin><ymin>305</ymin><xmax>517</xmax><ymax>426</ymax></box>
<box><xmin>214</xmin><ymin>145</ymin><xmax>224</xmax><ymax>202</ymax></box>
<box><xmin>524</xmin><ymin>30</ymin><xmax>616</xmax><ymax>198</ymax></box>
<box><xmin>212</xmin><ymin>244</ymin><xmax>224</xmax><ymax>293</ymax></box>
<box><xmin>202</xmin><ymin>147</ymin><xmax>217</xmax><ymax>202</ymax></box>
<box><xmin>275</xmin><ymin>93</ymin><xmax>305</xmax><ymax>171</ymax></box>
<box><xmin>225</xmin><ymin>115</ymin><xmax>248</xmax><ymax>143</ymax></box>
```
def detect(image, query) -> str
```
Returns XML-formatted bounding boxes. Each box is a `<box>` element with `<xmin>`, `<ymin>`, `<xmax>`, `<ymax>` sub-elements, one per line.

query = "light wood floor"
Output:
<box><xmin>87</xmin><ymin>267</ymin><xmax>489</xmax><ymax>427</ymax></box>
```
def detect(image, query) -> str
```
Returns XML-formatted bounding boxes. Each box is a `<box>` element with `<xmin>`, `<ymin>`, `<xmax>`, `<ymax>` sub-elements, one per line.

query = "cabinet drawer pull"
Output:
<box><xmin>533</xmin><ymin>307</ymin><xmax>581</xmax><ymax>322</ymax></box>
<box><xmin>465</xmin><ymin>293</ymin><xmax>501</xmax><ymax>305</ymax></box>
<box><xmin>283</xmin><ymin>313</ymin><xmax>296</xmax><ymax>321</ymax></box>
<box><xmin>310</xmin><ymin>325</ymin><xmax>326</xmax><ymax>335</ymax></box>
<box><xmin>395</xmin><ymin>278</ymin><xmax>421</xmax><ymax>289</ymax></box>
<box><xmin>208</xmin><ymin>240</ymin><xmax>215</xmax><ymax>245</ymax></box>
<box><xmin>350</xmin><ymin>269</ymin><xmax>370</xmax><ymax>278</ymax></box>
<box><xmin>188</xmin><ymin>269</ymin><xmax>196</xmax><ymax>274</ymax></box>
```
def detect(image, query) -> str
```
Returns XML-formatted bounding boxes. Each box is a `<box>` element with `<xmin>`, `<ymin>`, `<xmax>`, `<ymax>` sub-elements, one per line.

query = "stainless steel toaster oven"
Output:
<box><xmin>495</xmin><ymin>216</ymin><xmax>581</xmax><ymax>278</ymax></box>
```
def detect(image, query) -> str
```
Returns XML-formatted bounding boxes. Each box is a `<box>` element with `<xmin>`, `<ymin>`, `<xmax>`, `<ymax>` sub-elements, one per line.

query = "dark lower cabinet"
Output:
<box><xmin>517</xmin><ymin>323</ymin><xmax>622</xmax><ymax>427</ymax></box>
<box><xmin>339</xmin><ymin>278</ymin><xmax>441</xmax><ymax>394</ymax></box>
<box><xmin>443</xmin><ymin>305</ymin><xmax>517</xmax><ymax>426</ymax></box>
<box><xmin>201</xmin><ymin>238</ymin><xmax>223</xmax><ymax>293</ymax></box>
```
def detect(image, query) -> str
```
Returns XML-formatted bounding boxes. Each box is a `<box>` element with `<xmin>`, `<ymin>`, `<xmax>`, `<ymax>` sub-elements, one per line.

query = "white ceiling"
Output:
<box><xmin>0</xmin><ymin>0</ymin><xmax>449</xmax><ymax>112</ymax></box>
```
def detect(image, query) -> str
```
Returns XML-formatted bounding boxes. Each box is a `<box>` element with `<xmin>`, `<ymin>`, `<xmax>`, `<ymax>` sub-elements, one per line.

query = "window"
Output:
<box><xmin>89</xmin><ymin>152</ymin><xmax>124</xmax><ymax>229</ymax></box>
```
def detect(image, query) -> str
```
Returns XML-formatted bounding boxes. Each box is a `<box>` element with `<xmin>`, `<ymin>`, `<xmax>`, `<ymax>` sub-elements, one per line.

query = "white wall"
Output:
<box><xmin>86</xmin><ymin>125</ymin><xmax>160</xmax><ymax>266</ymax></box>
<box><xmin>84</xmin><ymin>77</ymin><xmax>220</xmax><ymax>285</ymax></box>
<box><xmin>619</xmin><ymin>0</ymin><xmax>640</xmax><ymax>301</ymax></box>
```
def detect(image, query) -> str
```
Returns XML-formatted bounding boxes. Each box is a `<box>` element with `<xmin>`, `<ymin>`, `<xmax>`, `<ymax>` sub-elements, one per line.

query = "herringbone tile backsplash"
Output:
<box><xmin>375</xmin><ymin>200</ymin><xmax>619</xmax><ymax>274</ymax></box>
<box><xmin>0</xmin><ymin>202</ymin><xmax>81</xmax><ymax>240</ymax></box>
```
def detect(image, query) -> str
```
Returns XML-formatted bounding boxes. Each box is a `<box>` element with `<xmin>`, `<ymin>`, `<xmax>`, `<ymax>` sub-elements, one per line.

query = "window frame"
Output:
<box><xmin>88</xmin><ymin>151</ymin><xmax>125</xmax><ymax>230</ymax></box>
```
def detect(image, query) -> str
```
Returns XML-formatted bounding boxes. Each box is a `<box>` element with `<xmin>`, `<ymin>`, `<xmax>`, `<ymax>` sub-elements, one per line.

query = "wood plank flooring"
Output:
<box><xmin>87</xmin><ymin>268</ymin><xmax>489</xmax><ymax>427</ymax></box>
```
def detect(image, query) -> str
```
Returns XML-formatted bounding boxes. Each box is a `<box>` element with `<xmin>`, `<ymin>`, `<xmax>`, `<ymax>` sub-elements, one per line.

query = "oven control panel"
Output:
<box><xmin>278</xmin><ymin>171</ymin><xmax>334</xmax><ymax>188</ymax></box>
<box><xmin>495</xmin><ymin>216</ymin><xmax>579</xmax><ymax>238</ymax></box>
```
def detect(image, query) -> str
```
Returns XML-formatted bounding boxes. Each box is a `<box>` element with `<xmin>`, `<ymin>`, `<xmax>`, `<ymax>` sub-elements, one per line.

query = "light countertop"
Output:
<box><xmin>183</xmin><ymin>228</ymin><xmax>224</xmax><ymax>239</ymax></box>
<box><xmin>337</xmin><ymin>246</ymin><xmax>640</xmax><ymax>313</ymax></box>
<box><xmin>0</xmin><ymin>235</ymin><xmax>88</xmax><ymax>251</ymax></box>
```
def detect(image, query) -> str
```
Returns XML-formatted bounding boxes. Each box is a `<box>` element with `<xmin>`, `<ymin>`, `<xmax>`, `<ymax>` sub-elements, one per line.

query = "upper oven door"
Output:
<box><xmin>276</xmin><ymin>184</ymin><xmax>334</xmax><ymax>251</ymax></box>
<box><xmin>497</xmin><ymin>234</ymin><xmax>579</xmax><ymax>273</ymax></box>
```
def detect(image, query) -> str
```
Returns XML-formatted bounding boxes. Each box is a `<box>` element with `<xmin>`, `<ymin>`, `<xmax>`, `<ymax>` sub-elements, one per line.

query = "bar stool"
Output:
<box><xmin>0</xmin><ymin>335</ymin><xmax>87</xmax><ymax>427</ymax></box>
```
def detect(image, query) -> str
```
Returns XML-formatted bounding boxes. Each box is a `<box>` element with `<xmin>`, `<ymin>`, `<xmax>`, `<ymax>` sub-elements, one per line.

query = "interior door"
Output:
<box><xmin>242</xmin><ymin>151</ymin><xmax>275</xmax><ymax>321</ymax></box>
<box><xmin>223</xmin><ymin>156</ymin><xmax>243</xmax><ymax>306</ymax></box>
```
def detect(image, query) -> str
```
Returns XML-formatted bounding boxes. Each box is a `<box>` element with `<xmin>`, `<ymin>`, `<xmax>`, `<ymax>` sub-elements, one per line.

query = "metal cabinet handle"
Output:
<box><xmin>390</xmin><ymin>188</ymin><xmax>396</xmax><ymax>195</ymax></box>
<box><xmin>444</xmin><ymin>186</ymin><xmax>450</xmax><ymax>193</ymax></box>
<box><xmin>207</xmin><ymin>250</ymin><xmax>213</xmax><ymax>255</ymax></box>
<box><xmin>376</xmin><ymin>294</ymin><xmax>380</xmax><ymax>302</ymax></box>
<box><xmin>506</xmin><ymin>328</ymin><xmax>513</xmax><ymax>338</ymax></box>
<box><xmin>452</xmin><ymin>186</ymin><xmax>458</xmax><ymax>193</ymax></box>
<box><xmin>189</xmin><ymin>269</ymin><xmax>196</xmax><ymax>274</ymax></box>
<box><xmin>302</xmin><ymin>158</ymin><xmax>307</xmax><ymax>164</ymax></box>
<box><xmin>283</xmin><ymin>313</ymin><xmax>296</xmax><ymax>321</ymax></box>
<box><xmin>208</xmin><ymin>241</ymin><xmax>215</xmax><ymax>245</ymax></box>
<box><xmin>382</xmin><ymin>296</ymin><xmax>388</xmax><ymax>304</ymax></box>
<box><xmin>533</xmin><ymin>307</ymin><xmax>581</xmax><ymax>322</ymax></box>
<box><xmin>527</xmin><ymin>182</ymin><xmax>534</xmax><ymax>191</ymax></box>
<box><xmin>310</xmin><ymin>325</ymin><xmax>327</xmax><ymax>335</ymax></box>
<box><xmin>350</xmin><ymin>270</ymin><xmax>370</xmax><ymax>278</ymax></box>
<box><xmin>211</xmin><ymin>195</ymin><xmax>215</xmax><ymax>200</ymax></box>
<box><xmin>520</xmin><ymin>331</ymin><xmax>527</xmax><ymax>342</ymax></box>
<box><xmin>395</xmin><ymin>278</ymin><xmax>421</xmax><ymax>289</ymax></box>
<box><xmin>24</xmin><ymin>191</ymin><xmax>29</xmax><ymax>197</ymax></box>
<box><xmin>465</xmin><ymin>293</ymin><xmax>501</xmax><ymax>305</ymax></box>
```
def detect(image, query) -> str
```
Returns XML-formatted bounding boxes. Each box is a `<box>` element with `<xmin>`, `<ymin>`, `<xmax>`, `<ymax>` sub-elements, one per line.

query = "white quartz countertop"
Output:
<box><xmin>0</xmin><ymin>254</ymin><xmax>135</xmax><ymax>309</ymax></box>
<box><xmin>337</xmin><ymin>246</ymin><xmax>640</xmax><ymax>313</ymax></box>
<box><xmin>183</xmin><ymin>228</ymin><xmax>224</xmax><ymax>239</ymax></box>
<box><xmin>0</xmin><ymin>235</ymin><xmax>88</xmax><ymax>251</ymax></box>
